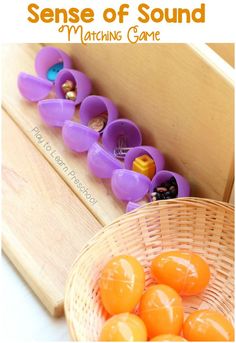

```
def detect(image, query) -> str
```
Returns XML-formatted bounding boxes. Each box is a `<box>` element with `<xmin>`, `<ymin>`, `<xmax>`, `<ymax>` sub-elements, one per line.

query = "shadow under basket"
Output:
<box><xmin>65</xmin><ymin>198</ymin><xmax>234</xmax><ymax>341</ymax></box>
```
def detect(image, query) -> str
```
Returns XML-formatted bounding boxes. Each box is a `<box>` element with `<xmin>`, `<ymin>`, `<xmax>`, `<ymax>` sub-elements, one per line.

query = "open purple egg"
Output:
<box><xmin>38</xmin><ymin>99</ymin><xmax>75</xmax><ymax>127</ymax></box>
<box><xmin>17</xmin><ymin>72</ymin><xmax>52</xmax><ymax>102</ymax></box>
<box><xmin>79</xmin><ymin>95</ymin><xmax>118</xmax><ymax>134</ymax></box>
<box><xmin>87</xmin><ymin>143</ymin><xmax>123</xmax><ymax>179</ymax></box>
<box><xmin>124</xmin><ymin>145</ymin><xmax>165</xmax><ymax>180</ymax></box>
<box><xmin>55</xmin><ymin>69</ymin><xmax>92</xmax><ymax>105</ymax></box>
<box><xmin>35</xmin><ymin>46</ymin><xmax>72</xmax><ymax>81</ymax></box>
<box><xmin>150</xmin><ymin>170</ymin><xmax>190</xmax><ymax>201</ymax></box>
<box><xmin>111</xmin><ymin>169</ymin><xmax>150</xmax><ymax>202</ymax></box>
<box><xmin>62</xmin><ymin>121</ymin><xmax>99</xmax><ymax>153</ymax></box>
<box><xmin>102</xmin><ymin>119</ymin><xmax>142</xmax><ymax>158</ymax></box>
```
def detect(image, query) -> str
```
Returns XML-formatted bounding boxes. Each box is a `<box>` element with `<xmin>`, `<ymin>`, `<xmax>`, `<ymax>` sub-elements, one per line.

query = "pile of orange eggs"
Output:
<box><xmin>98</xmin><ymin>251</ymin><xmax>234</xmax><ymax>341</ymax></box>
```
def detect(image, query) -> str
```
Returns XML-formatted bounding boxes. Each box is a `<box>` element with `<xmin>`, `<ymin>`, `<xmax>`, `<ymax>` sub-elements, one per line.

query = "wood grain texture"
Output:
<box><xmin>229</xmin><ymin>183</ymin><xmax>234</xmax><ymax>204</ymax></box>
<box><xmin>2</xmin><ymin>43</ymin><xmax>234</xmax><ymax>317</ymax></box>
<box><xmin>2</xmin><ymin>44</ymin><xmax>125</xmax><ymax>225</ymax></box>
<box><xmin>2</xmin><ymin>111</ymin><xmax>101</xmax><ymax>317</ymax></box>
<box><xmin>50</xmin><ymin>43</ymin><xmax>234</xmax><ymax>202</ymax></box>
<box><xmin>208</xmin><ymin>43</ymin><xmax>234</xmax><ymax>67</ymax></box>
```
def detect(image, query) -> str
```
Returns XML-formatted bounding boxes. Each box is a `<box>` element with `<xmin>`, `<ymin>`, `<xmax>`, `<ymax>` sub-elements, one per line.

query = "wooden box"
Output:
<box><xmin>2</xmin><ymin>43</ymin><xmax>234</xmax><ymax>316</ymax></box>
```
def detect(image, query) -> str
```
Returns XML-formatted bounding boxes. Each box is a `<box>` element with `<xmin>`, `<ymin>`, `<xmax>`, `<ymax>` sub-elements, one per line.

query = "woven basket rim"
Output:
<box><xmin>64</xmin><ymin>197</ymin><xmax>234</xmax><ymax>340</ymax></box>
<box><xmin>66</xmin><ymin>197</ymin><xmax>233</xmax><ymax>272</ymax></box>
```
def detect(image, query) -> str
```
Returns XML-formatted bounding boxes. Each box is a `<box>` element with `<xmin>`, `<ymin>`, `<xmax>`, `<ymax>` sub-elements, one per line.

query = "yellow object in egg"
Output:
<box><xmin>132</xmin><ymin>154</ymin><xmax>156</xmax><ymax>179</ymax></box>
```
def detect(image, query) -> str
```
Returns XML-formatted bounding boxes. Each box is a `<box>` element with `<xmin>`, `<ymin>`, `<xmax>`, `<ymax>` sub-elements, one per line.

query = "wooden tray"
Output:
<box><xmin>2</xmin><ymin>111</ymin><xmax>101</xmax><ymax>317</ymax></box>
<box><xmin>2</xmin><ymin>44</ymin><xmax>125</xmax><ymax>225</ymax></box>
<box><xmin>50</xmin><ymin>43</ymin><xmax>234</xmax><ymax>202</ymax></box>
<box><xmin>2</xmin><ymin>43</ymin><xmax>234</xmax><ymax>317</ymax></box>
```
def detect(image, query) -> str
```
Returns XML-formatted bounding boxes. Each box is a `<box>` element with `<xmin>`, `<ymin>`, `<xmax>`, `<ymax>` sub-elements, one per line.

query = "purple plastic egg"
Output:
<box><xmin>150</xmin><ymin>170</ymin><xmax>190</xmax><ymax>199</ymax></box>
<box><xmin>111</xmin><ymin>169</ymin><xmax>150</xmax><ymax>202</ymax></box>
<box><xmin>35</xmin><ymin>46</ymin><xmax>72</xmax><ymax>80</ymax></box>
<box><xmin>17</xmin><ymin>72</ymin><xmax>52</xmax><ymax>102</ymax></box>
<box><xmin>62</xmin><ymin>121</ymin><xmax>99</xmax><ymax>153</ymax></box>
<box><xmin>87</xmin><ymin>143</ymin><xmax>123</xmax><ymax>179</ymax></box>
<box><xmin>79</xmin><ymin>95</ymin><xmax>118</xmax><ymax>134</ymax></box>
<box><xmin>126</xmin><ymin>201</ymin><xmax>141</xmax><ymax>213</ymax></box>
<box><xmin>38</xmin><ymin>99</ymin><xmax>75</xmax><ymax>127</ymax></box>
<box><xmin>102</xmin><ymin>119</ymin><xmax>142</xmax><ymax>155</ymax></box>
<box><xmin>55</xmin><ymin>69</ymin><xmax>92</xmax><ymax>105</ymax></box>
<box><xmin>124</xmin><ymin>145</ymin><xmax>165</xmax><ymax>179</ymax></box>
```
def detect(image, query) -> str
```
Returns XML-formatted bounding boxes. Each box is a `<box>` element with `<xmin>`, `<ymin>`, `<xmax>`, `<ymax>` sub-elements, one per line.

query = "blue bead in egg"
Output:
<box><xmin>47</xmin><ymin>62</ymin><xmax>64</xmax><ymax>81</ymax></box>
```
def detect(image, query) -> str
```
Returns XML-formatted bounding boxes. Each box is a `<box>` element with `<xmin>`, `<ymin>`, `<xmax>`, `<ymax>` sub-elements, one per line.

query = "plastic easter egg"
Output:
<box><xmin>99</xmin><ymin>313</ymin><xmax>147</xmax><ymax>341</ymax></box>
<box><xmin>183</xmin><ymin>310</ymin><xmax>234</xmax><ymax>341</ymax></box>
<box><xmin>151</xmin><ymin>250</ymin><xmax>210</xmax><ymax>296</ymax></box>
<box><xmin>139</xmin><ymin>284</ymin><xmax>184</xmax><ymax>338</ymax></box>
<box><xmin>99</xmin><ymin>255</ymin><xmax>145</xmax><ymax>315</ymax></box>
<box><xmin>151</xmin><ymin>334</ymin><xmax>187</xmax><ymax>341</ymax></box>
<box><xmin>47</xmin><ymin>62</ymin><xmax>64</xmax><ymax>81</ymax></box>
<box><xmin>17</xmin><ymin>72</ymin><xmax>52</xmax><ymax>102</ymax></box>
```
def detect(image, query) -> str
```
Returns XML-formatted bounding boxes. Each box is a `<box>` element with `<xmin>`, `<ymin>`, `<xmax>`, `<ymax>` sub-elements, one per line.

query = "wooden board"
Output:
<box><xmin>50</xmin><ymin>43</ymin><xmax>234</xmax><ymax>202</ymax></box>
<box><xmin>2</xmin><ymin>111</ymin><xmax>101</xmax><ymax>317</ymax></box>
<box><xmin>229</xmin><ymin>183</ymin><xmax>234</xmax><ymax>204</ymax></box>
<box><xmin>208</xmin><ymin>43</ymin><xmax>234</xmax><ymax>67</ymax></box>
<box><xmin>2</xmin><ymin>44</ymin><xmax>125</xmax><ymax>226</ymax></box>
<box><xmin>2</xmin><ymin>43</ymin><xmax>234</xmax><ymax>318</ymax></box>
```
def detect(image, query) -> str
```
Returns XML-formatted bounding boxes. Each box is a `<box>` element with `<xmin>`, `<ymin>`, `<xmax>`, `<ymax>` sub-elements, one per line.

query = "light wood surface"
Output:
<box><xmin>2</xmin><ymin>43</ymin><xmax>234</xmax><ymax>319</ymax></box>
<box><xmin>50</xmin><ymin>43</ymin><xmax>234</xmax><ymax>202</ymax></box>
<box><xmin>229</xmin><ymin>183</ymin><xmax>234</xmax><ymax>204</ymax></box>
<box><xmin>2</xmin><ymin>111</ymin><xmax>101</xmax><ymax>316</ymax></box>
<box><xmin>208</xmin><ymin>43</ymin><xmax>234</xmax><ymax>67</ymax></box>
<box><xmin>2</xmin><ymin>44</ymin><xmax>125</xmax><ymax>226</ymax></box>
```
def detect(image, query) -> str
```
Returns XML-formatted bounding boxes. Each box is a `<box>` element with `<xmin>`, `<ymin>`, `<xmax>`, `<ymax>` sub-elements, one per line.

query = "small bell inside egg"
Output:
<box><xmin>65</xmin><ymin>90</ymin><xmax>77</xmax><ymax>101</ymax></box>
<box><xmin>61</xmin><ymin>80</ymin><xmax>75</xmax><ymax>93</ymax></box>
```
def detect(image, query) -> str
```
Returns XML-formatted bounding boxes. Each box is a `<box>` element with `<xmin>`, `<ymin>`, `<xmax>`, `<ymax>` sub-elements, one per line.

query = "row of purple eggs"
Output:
<box><xmin>17</xmin><ymin>46</ymin><xmax>190</xmax><ymax>212</ymax></box>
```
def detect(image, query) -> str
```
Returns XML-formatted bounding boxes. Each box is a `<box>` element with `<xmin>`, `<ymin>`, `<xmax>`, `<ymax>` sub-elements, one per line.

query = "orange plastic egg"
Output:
<box><xmin>183</xmin><ymin>310</ymin><xmax>234</xmax><ymax>341</ymax></box>
<box><xmin>151</xmin><ymin>334</ymin><xmax>187</xmax><ymax>341</ymax></box>
<box><xmin>139</xmin><ymin>284</ymin><xmax>184</xmax><ymax>338</ymax></box>
<box><xmin>99</xmin><ymin>255</ymin><xmax>145</xmax><ymax>315</ymax></box>
<box><xmin>99</xmin><ymin>313</ymin><xmax>147</xmax><ymax>341</ymax></box>
<box><xmin>151</xmin><ymin>250</ymin><xmax>210</xmax><ymax>296</ymax></box>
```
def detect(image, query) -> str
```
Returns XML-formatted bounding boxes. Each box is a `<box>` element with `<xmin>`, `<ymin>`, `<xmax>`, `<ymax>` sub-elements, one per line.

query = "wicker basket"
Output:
<box><xmin>65</xmin><ymin>198</ymin><xmax>234</xmax><ymax>341</ymax></box>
